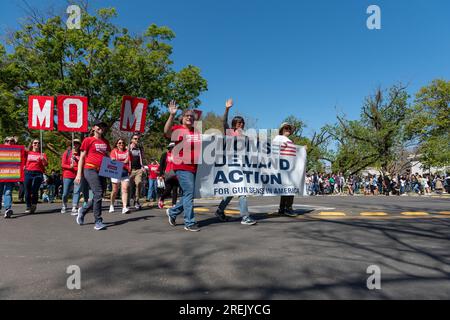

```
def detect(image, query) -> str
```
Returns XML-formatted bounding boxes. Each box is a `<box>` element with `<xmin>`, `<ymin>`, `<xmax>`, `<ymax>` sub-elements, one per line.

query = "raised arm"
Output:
<box><xmin>164</xmin><ymin>100</ymin><xmax>178</xmax><ymax>138</ymax></box>
<box><xmin>223</xmin><ymin>98</ymin><xmax>233</xmax><ymax>132</ymax></box>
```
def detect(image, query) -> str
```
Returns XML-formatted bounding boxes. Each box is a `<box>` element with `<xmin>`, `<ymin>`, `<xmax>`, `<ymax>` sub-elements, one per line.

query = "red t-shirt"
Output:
<box><xmin>61</xmin><ymin>149</ymin><xmax>80</xmax><ymax>179</ymax></box>
<box><xmin>169</xmin><ymin>125</ymin><xmax>201</xmax><ymax>173</ymax></box>
<box><xmin>25</xmin><ymin>151</ymin><xmax>48</xmax><ymax>173</ymax></box>
<box><xmin>110</xmin><ymin>148</ymin><xmax>131</xmax><ymax>173</ymax></box>
<box><xmin>148</xmin><ymin>164</ymin><xmax>160</xmax><ymax>179</ymax></box>
<box><xmin>80</xmin><ymin>137</ymin><xmax>111</xmax><ymax>170</ymax></box>
<box><xmin>165</xmin><ymin>151</ymin><xmax>174</xmax><ymax>174</ymax></box>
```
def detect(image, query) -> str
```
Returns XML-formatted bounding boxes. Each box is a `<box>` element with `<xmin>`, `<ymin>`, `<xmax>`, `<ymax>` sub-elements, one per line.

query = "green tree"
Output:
<box><xmin>0</xmin><ymin>4</ymin><xmax>207</xmax><ymax>168</ymax></box>
<box><xmin>407</xmin><ymin>79</ymin><xmax>450</xmax><ymax>167</ymax></box>
<box><xmin>329</xmin><ymin>85</ymin><xmax>410</xmax><ymax>175</ymax></box>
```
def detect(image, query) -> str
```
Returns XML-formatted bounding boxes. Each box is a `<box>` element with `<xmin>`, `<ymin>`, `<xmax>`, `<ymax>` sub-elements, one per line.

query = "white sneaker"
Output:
<box><xmin>61</xmin><ymin>206</ymin><xmax>66</xmax><ymax>214</ymax></box>
<box><xmin>122</xmin><ymin>207</ymin><xmax>130</xmax><ymax>214</ymax></box>
<box><xmin>71</xmin><ymin>207</ymin><xmax>78</xmax><ymax>216</ymax></box>
<box><xmin>109</xmin><ymin>205</ymin><xmax>115</xmax><ymax>213</ymax></box>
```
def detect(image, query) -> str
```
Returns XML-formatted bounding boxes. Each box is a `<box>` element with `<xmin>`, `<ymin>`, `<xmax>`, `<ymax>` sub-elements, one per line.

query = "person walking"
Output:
<box><xmin>75</xmin><ymin>122</ymin><xmax>111</xmax><ymax>231</ymax></box>
<box><xmin>24</xmin><ymin>139</ymin><xmax>48</xmax><ymax>214</ymax></box>
<box><xmin>109</xmin><ymin>138</ymin><xmax>131</xmax><ymax>214</ymax></box>
<box><xmin>164</xmin><ymin>101</ymin><xmax>202</xmax><ymax>232</ymax></box>
<box><xmin>273</xmin><ymin>122</ymin><xmax>298</xmax><ymax>217</ymax></box>
<box><xmin>145</xmin><ymin>159</ymin><xmax>160</xmax><ymax>203</ymax></box>
<box><xmin>128</xmin><ymin>134</ymin><xmax>145</xmax><ymax>210</ymax></box>
<box><xmin>158</xmin><ymin>143</ymin><xmax>179</xmax><ymax>209</ymax></box>
<box><xmin>61</xmin><ymin>139</ymin><xmax>82</xmax><ymax>215</ymax></box>
<box><xmin>214</xmin><ymin>98</ymin><xmax>257</xmax><ymax>225</ymax></box>
<box><xmin>0</xmin><ymin>136</ymin><xmax>18</xmax><ymax>218</ymax></box>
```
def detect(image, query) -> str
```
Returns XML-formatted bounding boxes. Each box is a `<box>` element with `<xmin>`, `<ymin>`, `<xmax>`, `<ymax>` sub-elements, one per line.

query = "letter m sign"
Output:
<box><xmin>119</xmin><ymin>96</ymin><xmax>148</xmax><ymax>133</ymax></box>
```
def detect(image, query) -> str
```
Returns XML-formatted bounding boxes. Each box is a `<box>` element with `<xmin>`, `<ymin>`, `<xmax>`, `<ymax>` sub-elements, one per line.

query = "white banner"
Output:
<box><xmin>194</xmin><ymin>135</ymin><xmax>307</xmax><ymax>198</ymax></box>
<box><xmin>99</xmin><ymin>157</ymin><xmax>124</xmax><ymax>180</ymax></box>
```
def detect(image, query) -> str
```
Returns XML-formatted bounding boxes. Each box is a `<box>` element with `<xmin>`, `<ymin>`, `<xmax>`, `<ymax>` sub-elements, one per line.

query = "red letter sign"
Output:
<box><xmin>57</xmin><ymin>96</ymin><xmax>88</xmax><ymax>132</ymax></box>
<box><xmin>28</xmin><ymin>96</ymin><xmax>54</xmax><ymax>130</ymax></box>
<box><xmin>119</xmin><ymin>96</ymin><xmax>148</xmax><ymax>132</ymax></box>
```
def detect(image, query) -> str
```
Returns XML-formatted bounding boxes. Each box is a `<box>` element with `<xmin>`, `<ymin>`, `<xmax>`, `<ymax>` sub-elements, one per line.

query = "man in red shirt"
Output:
<box><xmin>75</xmin><ymin>122</ymin><xmax>111</xmax><ymax>231</ymax></box>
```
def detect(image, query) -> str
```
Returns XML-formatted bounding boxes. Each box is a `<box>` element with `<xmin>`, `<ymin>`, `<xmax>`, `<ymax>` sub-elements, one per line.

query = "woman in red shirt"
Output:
<box><xmin>24</xmin><ymin>139</ymin><xmax>48</xmax><ymax>214</ymax></box>
<box><xmin>164</xmin><ymin>101</ymin><xmax>202</xmax><ymax>232</ymax></box>
<box><xmin>60</xmin><ymin>139</ymin><xmax>81</xmax><ymax>215</ymax></box>
<box><xmin>109</xmin><ymin>138</ymin><xmax>131</xmax><ymax>214</ymax></box>
<box><xmin>75</xmin><ymin>122</ymin><xmax>111</xmax><ymax>231</ymax></box>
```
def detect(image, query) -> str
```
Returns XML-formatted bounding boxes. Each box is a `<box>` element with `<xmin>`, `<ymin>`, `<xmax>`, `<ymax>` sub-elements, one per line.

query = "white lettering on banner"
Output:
<box><xmin>63</xmin><ymin>98</ymin><xmax>83</xmax><ymax>129</ymax></box>
<box><xmin>66</xmin><ymin>5</ymin><xmax>81</xmax><ymax>30</ymax></box>
<box><xmin>122</xmin><ymin>100</ymin><xmax>144</xmax><ymax>131</ymax></box>
<box><xmin>195</xmin><ymin>135</ymin><xmax>307</xmax><ymax>198</ymax></box>
<box><xmin>32</xmin><ymin>99</ymin><xmax>52</xmax><ymax>129</ymax></box>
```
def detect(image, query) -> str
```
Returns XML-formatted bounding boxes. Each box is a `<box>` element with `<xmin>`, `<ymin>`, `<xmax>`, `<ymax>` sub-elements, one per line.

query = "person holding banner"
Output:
<box><xmin>273</xmin><ymin>123</ymin><xmax>298</xmax><ymax>217</ymax></box>
<box><xmin>164</xmin><ymin>101</ymin><xmax>201</xmax><ymax>232</ymax></box>
<box><xmin>109</xmin><ymin>138</ymin><xmax>131</xmax><ymax>214</ymax></box>
<box><xmin>0</xmin><ymin>136</ymin><xmax>18</xmax><ymax>218</ymax></box>
<box><xmin>75</xmin><ymin>122</ymin><xmax>111</xmax><ymax>231</ymax></box>
<box><xmin>24</xmin><ymin>139</ymin><xmax>48</xmax><ymax>214</ymax></box>
<box><xmin>214</xmin><ymin>98</ymin><xmax>257</xmax><ymax>226</ymax></box>
<box><xmin>60</xmin><ymin>139</ymin><xmax>82</xmax><ymax>215</ymax></box>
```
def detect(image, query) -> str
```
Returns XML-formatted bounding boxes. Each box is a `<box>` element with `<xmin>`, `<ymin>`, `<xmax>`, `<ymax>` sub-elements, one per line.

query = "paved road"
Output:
<box><xmin>0</xmin><ymin>195</ymin><xmax>449</xmax><ymax>299</ymax></box>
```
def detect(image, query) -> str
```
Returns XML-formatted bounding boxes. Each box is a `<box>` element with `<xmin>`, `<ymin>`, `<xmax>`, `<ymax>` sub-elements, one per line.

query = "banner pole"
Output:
<box><xmin>40</xmin><ymin>130</ymin><xmax>43</xmax><ymax>155</ymax></box>
<box><xmin>72</xmin><ymin>132</ymin><xmax>74</xmax><ymax>151</ymax></box>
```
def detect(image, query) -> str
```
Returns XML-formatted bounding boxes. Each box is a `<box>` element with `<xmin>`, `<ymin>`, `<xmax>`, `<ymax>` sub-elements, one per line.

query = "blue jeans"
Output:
<box><xmin>218</xmin><ymin>196</ymin><xmax>249</xmax><ymax>218</ymax></box>
<box><xmin>24</xmin><ymin>171</ymin><xmax>44</xmax><ymax>208</ymax></box>
<box><xmin>168</xmin><ymin>170</ymin><xmax>196</xmax><ymax>227</ymax></box>
<box><xmin>47</xmin><ymin>184</ymin><xmax>55</xmax><ymax>202</ymax></box>
<box><xmin>80</xmin><ymin>169</ymin><xmax>105</xmax><ymax>224</ymax></box>
<box><xmin>0</xmin><ymin>182</ymin><xmax>14</xmax><ymax>211</ymax></box>
<box><xmin>147</xmin><ymin>178</ymin><xmax>158</xmax><ymax>201</ymax></box>
<box><xmin>62</xmin><ymin>178</ymin><xmax>81</xmax><ymax>208</ymax></box>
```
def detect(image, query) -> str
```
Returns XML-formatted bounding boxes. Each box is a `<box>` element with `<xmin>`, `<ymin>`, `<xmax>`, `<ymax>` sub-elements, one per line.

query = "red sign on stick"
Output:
<box><xmin>28</xmin><ymin>96</ymin><xmax>54</xmax><ymax>130</ymax></box>
<box><xmin>119</xmin><ymin>96</ymin><xmax>148</xmax><ymax>132</ymax></box>
<box><xmin>57</xmin><ymin>96</ymin><xmax>88</xmax><ymax>132</ymax></box>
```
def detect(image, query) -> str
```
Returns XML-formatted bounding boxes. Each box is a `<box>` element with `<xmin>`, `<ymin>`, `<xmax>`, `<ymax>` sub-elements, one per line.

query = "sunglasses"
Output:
<box><xmin>117</xmin><ymin>142</ymin><xmax>124</xmax><ymax>145</ymax></box>
<box><xmin>4</xmin><ymin>139</ymin><xmax>14</xmax><ymax>143</ymax></box>
<box><xmin>33</xmin><ymin>142</ymin><xmax>40</xmax><ymax>145</ymax></box>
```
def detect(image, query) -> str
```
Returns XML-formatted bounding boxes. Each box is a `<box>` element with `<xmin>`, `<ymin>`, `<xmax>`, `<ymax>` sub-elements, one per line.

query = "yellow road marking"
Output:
<box><xmin>360</xmin><ymin>212</ymin><xmax>388</xmax><ymax>216</ymax></box>
<box><xmin>194</xmin><ymin>208</ymin><xmax>210</xmax><ymax>213</ymax></box>
<box><xmin>224</xmin><ymin>209</ymin><xmax>240</xmax><ymax>215</ymax></box>
<box><xmin>317</xmin><ymin>212</ymin><xmax>346</xmax><ymax>216</ymax></box>
<box><xmin>438</xmin><ymin>211</ymin><xmax>450</xmax><ymax>215</ymax></box>
<box><xmin>401</xmin><ymin>212</ymin><xmax>429</xmax><ymax>216</ymax></box>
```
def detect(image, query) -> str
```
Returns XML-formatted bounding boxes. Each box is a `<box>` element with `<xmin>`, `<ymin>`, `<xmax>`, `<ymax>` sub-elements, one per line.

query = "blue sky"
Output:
<box><xmin>1</xmin><ymin>0</ymin><xmax>449</xmax><ymax>136</ymax></box>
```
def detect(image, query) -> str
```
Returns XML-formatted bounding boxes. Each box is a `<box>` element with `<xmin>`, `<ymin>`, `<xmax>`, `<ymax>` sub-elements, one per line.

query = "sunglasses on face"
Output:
<box><xmin>4</xmin><ymin>140</ymin><xmax>14</xmax><ymax>143</ymax></box>
<box><xmin>117</xmin><ymin>142</ymin><xmax>124</xmax><ymax>145</ymax></box>
<box><xmin>33</xmin><ymin>142</ymin><xmax>40</xmax><ymax>145</ymax></box>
